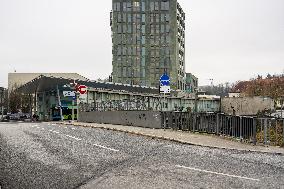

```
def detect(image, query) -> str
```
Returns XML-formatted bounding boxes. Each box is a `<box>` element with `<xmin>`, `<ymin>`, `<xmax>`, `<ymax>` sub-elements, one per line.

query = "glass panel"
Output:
<box><xmin>142</xmin><ymin>36</ymin><xmax>145</xmax><ymax>44</ymax></box>
<box><xmin>141</xmin><ymin>1</ymin><xmax>145</xmax><ymax>11</ymax></box>
<box><xmin>142</xmin><ymin>14</ymin><xmax>145</xmax><ymax>22</ymax></box>
<box><xmin>141</xmin><ymin>25</ymin><xmax>145</xmax><ymax>33</ymax></box>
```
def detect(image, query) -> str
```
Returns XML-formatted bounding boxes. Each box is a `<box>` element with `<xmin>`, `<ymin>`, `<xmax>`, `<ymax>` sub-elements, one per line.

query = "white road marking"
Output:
<box><xmin>64</xmin><ymin>127</ymin><xmax>68</xmax><ymax>129</ymax></box>
<box><xmin>52</xmin><ymin>131</ymin><xmax>60</xmax><ymax>134</ymax></box>
<box><xmin>51</xmin><ymin>124</ymin><xmax>56</xmax><ymax>126</ymax></box>
<box><xmin>93</xmin><ymin>143</ymin><xmax>119</xmax><ymax>152</ymax></box>
<box><xmin>49</xmin><ymin>130</ymin><xmax>53</xmax><ymax>132</ymax></box>
<box><xmin>71</xmin><ymin>128</ymin><xmax>76</xmax><ymax>130</ymax></box>
<box><xmin>65</xmin><ymin>134</ymin><xmax>82</xmax><ymax>141</ymax></box>
<box><xmin>175</xmin><ymin>165</ymin><xmax>260</xmax><ymax>182</ymax></box>
<box><xmin>41</xmin><ymin>128</ymin><xmax>45</xmax><ymax>130</ymax></box>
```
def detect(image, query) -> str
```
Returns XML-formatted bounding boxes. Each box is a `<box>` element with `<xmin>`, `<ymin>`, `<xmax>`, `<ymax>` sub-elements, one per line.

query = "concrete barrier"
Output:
<box><xmin>78</xmin><ymin>111</ymin><xmax>162</xmax><ymax>129</ymax></box>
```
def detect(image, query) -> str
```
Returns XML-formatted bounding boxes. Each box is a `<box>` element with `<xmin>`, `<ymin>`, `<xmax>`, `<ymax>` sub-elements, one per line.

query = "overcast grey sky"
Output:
<box><xmin>0</xmin><ymin>0</ymin><xmax>283</xmax><ymax>87</ymax></box>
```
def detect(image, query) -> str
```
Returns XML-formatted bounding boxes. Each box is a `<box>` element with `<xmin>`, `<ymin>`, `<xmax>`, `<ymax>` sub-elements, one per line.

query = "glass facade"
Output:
<box><xmin>111</xmin><ymin>0</ymin><xmax>186</xmax><ymax>90</ymax></box>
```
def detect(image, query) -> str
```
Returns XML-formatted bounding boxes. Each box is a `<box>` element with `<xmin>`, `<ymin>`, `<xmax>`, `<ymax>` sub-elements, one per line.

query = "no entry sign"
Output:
<box><xmin>77</xmin><ymin>85</ymin><xmax>87</xmax><ymax>95</ymax></box>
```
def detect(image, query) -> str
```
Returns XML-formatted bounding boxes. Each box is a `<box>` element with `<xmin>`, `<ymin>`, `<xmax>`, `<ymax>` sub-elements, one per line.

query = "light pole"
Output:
<box><xmin>0</xmin><ymin>88</ymin><xmax>4</xmax><ymax>120</ymax></box>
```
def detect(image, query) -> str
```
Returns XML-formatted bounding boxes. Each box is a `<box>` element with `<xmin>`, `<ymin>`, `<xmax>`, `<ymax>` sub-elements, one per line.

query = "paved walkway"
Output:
<box><xmin>61</xmin><ymin>121</ymin><xmax>284</xmax><ymax>155</ymax></box>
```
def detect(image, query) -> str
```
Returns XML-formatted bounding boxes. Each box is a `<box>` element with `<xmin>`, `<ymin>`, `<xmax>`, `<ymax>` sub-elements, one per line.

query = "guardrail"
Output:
<box><xmin>161</xmin><ymin>112</ymin><xmax>284</xmax><ymax>146</ymax></box>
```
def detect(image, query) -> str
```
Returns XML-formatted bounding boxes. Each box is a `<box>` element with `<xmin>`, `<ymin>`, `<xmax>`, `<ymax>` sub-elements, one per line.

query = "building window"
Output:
<box><xmin>117</xmin><ymin>24</ymin><xmax>122</xmax><ymax>33</ymax></box>
<box><xmin>141</xmin><ymin>14</ymin><xmax>145</xmax><ymax>22</ymax></box>
<box><xmin>161</xmin><ymin>1</ymin><xmax>169</xmax><ymax>11</ymax></box>
<box><xmin>150</xmin><ymin>2</ymin><xmax>154</xmax><ymax>11</ymax></box>
<box><xmin>113</xmin><ymin>2</ymin><xmax>120</xmax><ymax>11</ymax></box>
<box><xmin>123</xmin><ymin>2</ymin><xmax>127</xmax><ymax>11</ymax></box>
<box><xmin>133</xmin><ymin>1</ymin><xmax>140</xmax><ymax>11</ymax></box>
<box><xmin>128</xmin><ymin>14</ymin><xmax>132</xmax><ymax>23</ymax></box>
<box><xmin>165</xmin><ymin>14</ymin><xmax>170</xmax><ymax>22</ymax></box>
<box><xmin>127</xmin><ymin>25</ymin><xmax>132</xmax><ymax>33</ymax></box>
<box><xmin>141</xmin><ymin>25</ymin><xmax>145</xmax><ymax>33</ymax></box>
<box><xmin>142</xmin><ymin>36</ymin><xmax>145</xmax><ymax>44</ymax></box>
<box><xmin>141</xmin><ymin>56</ymin><xmax>145</xmax><ymax>66</ymax></box>
<box><xmin>155</xmin><ymin>2</ymin><xmax>159</xmax><ymax>11</ymax></box>
<box><xmin>141</xmin><ymin>1</ymin><xmax>145</xmax><ymax>11</ymax></box>
<box><xmin>127</xmin><ymin>2</ymin><xmax>132</xmax><ymax>11</ymax></box>
<box><xmin>123</xmin><ymin>13</ymin><xmax>127</xmax><ymax>22</ymax></box>
<box><xmin>117</xmin><ymin>13</ymin><xmax>122</xmax><ymax>23</ymax></box>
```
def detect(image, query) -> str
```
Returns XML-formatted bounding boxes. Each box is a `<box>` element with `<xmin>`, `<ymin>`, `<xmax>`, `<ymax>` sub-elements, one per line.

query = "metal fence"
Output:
<box><xmin>161</xmin><ymin>112</ymin><xmax>284</xmax><ymax>146</ymax></box>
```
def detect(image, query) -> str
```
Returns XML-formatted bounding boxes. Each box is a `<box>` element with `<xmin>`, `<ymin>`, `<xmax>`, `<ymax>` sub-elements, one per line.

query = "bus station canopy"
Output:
<box><xmin>17</xmin><ymin>75</ymin><xmax>159</xmax><ymax>94</ymax></box>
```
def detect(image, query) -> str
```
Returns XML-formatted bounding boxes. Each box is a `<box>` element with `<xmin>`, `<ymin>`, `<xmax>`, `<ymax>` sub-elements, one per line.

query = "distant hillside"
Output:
<box><xmin>199</xmin><ymin>83</ymin><xmax>232</xmax><ymax>97</ymax></box>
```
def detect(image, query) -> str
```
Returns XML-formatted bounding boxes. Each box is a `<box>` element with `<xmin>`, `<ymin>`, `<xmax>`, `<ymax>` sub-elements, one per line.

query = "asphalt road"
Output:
<box><xmin>0</xmin><ymin>122</ymin><xmax>284</xmax><ymax>189</ymax></box>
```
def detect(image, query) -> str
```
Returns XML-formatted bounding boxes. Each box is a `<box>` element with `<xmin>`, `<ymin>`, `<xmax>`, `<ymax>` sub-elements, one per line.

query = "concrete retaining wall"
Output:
<box><xmin>221</xmin><ymin>96</ymin><xmax>274</xmax><ymax>115</ymax></box>
<box><xmin>78</xmin><ymin>111</ymin><xmax>162</xmax><ymax>129</ymax></box>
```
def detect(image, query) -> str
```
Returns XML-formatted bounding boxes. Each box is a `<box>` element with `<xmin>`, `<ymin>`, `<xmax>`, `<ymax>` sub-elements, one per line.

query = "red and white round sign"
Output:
<box><xmin>77</xmin><ymin>85</ymin><xmax>87</xmax><ymax>95</ymax></box>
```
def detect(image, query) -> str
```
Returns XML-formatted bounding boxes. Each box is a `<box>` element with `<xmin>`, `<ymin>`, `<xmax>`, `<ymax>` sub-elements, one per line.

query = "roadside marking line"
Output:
<box><xmin>93</xmin><ymin>143</ymin><xmax>119</xmax><ymax>152</ymax></box>
<box><xmin>175</xmin><ymin>165</ymin><xmax>260</xmax><ymax>182</ymax></box>
<box><xmin>52</xmin><ymin>124</ymin><xmax>56</xmax><ymax>126</ymax></box>
<box><xmin>49</xmin><ymin>130</ymin><xmax>53</xmax><ymax>132</ymax></box>
<box><xmin>65</xmin><ymin>134</ymin><xmax>82</xmax><ymax>141</ymax></box>
<box><xmin>71</xmin><ymin>128</ymin><xmax>76</xmax><ymax>130</ymax></box>
<box><xmin>53</xmin><ymin>131</ymin><xmax>60</xmax><ymax>134</ymax></box>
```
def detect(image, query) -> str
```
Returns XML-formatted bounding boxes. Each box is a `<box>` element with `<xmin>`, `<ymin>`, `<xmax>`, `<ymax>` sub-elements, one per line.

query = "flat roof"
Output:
<box><xmin>17</xmin><ymin>75</ymin><xmax>159</xmax><ymax>95</ymax></box>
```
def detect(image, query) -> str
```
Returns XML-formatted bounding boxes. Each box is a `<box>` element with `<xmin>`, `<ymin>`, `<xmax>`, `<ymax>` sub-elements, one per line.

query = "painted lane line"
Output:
<box><xmin>175</xmin><ymin>165</ymin><xmax>260</xmax><ymax>182</ymax></box>
<box><xmin>71</xmin><ymin>128</ymin><xmax>76</xmax><ymax>130</ymax></box>
<box><xmin>49</xmin><ymin>130</ymin><xmax>53</xmax><ymax>132</ymax></box>
<box><xmin>93</xmin><ymin>143</ymin><xmax>119</xmax><ymax>152</ymax></box>
<box><xmin>65</xmin><ymin>134</ymin><xmax>82</xmax><ymax>141</ymax></box>
<box><xmin>52</xmin><ymin>131</ymin><xmax>60</xmax><ymax>134</ymax></box>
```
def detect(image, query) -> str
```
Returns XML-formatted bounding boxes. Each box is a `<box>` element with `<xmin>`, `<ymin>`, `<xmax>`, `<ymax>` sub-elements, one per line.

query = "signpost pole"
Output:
<box><xmin>0</xmin><ymin>89</ymin><xmax>4</xmax><ymax>120</ymax></box>
<box><xmin>57</xmin><ymin>85</ymin><xmax>63</xmax><ymax>121</ymax></box>
<box><xmin>72</xmin><ymin>98</ymin><xmax>74</xmax><ymax>122</ymax></box>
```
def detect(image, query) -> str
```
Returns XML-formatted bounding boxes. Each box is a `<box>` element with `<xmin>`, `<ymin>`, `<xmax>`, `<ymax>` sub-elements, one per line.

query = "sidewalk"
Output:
<box><xmin>61</xmin><ymin>121</ymin><xmax>284</xmax><ymax>155</ymax></box>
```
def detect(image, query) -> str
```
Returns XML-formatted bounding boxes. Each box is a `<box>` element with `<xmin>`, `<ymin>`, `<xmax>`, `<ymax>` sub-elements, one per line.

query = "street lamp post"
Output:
<box><xmin>0</xmin><ymin>88</ymin><xmax>4</xmax><ymax>120</ymax></box>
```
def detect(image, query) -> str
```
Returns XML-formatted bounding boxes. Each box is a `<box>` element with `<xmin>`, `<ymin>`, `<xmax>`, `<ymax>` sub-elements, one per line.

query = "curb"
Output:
<box><xmin>59</xmin><ymin>122</ymin><xmax>284</xmax><ymax>155</ymax></box>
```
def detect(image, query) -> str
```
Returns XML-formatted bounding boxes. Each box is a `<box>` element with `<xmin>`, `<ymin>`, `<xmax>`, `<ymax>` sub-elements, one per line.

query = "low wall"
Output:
<box><xmin>221</xmin><ymin>96</ymin><xmax>274</xmax><ymax>115</ymax></box>
<box><xmin>78</xmin><ymin>111</ymin><xmax>162</xmax><ymax>129</ymax></box>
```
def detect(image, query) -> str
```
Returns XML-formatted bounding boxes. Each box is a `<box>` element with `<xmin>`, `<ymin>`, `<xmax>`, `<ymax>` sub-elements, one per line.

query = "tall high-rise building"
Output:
<box><xmin>111</xmin><ymin>0</ymin><xmax>186</xmax><ymax>91</ymax></box>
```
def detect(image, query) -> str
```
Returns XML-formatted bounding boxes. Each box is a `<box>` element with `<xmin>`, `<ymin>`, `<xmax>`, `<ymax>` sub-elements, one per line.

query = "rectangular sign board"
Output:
<box><xmin>160</xmin><ymin>86</ymin><xmax>171</xmax><ymax>94</ymax></box>
<box><xmin>63</xmin><ymin>91</ymin><xmax>76</xmax><ymax>97</ymax></box>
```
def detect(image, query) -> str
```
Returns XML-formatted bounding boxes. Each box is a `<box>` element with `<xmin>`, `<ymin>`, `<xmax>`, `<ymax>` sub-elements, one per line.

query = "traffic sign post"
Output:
<box><xmin>160</xmin><ymin>74</ymin><xmax>170</xmax><ymax>112</ymax></box>
<box><xmin>160</xmin><ymin>74</ymin><xmax>171</xmax><ymax>94</ymax></box>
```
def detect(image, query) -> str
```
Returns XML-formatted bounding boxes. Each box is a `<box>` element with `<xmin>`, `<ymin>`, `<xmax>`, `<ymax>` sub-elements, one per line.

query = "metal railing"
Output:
<box><xmin>161</xmin><ymin>112</ymin><xmax>284</xmax><ymax>146</ymax></box>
